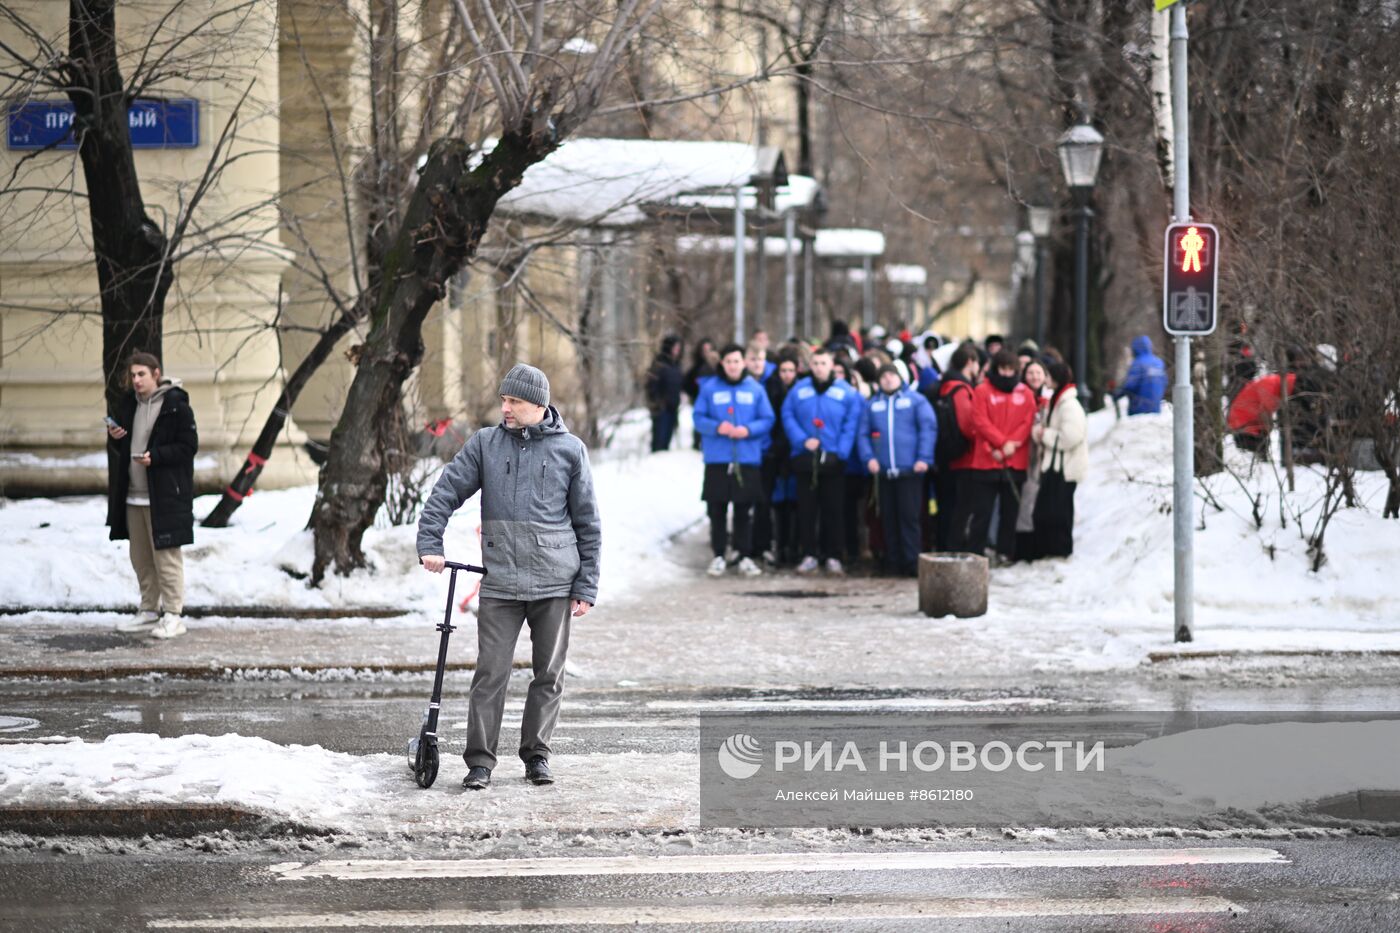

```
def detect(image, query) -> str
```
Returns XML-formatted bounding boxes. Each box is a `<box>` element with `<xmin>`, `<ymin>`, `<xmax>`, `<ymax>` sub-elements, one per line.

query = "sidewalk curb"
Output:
<box><xmin>0</xmin><ymin>605</ymin><xmax>411</xmax><ymax>620</ymax></box>
<box><xmin>0</xmin><ymin>660</ymin><xmax>530</xmax><ymax>681</ymax></box>
<box><xmin>1148</xmin><ymin>649</ymin><xmax>1400</xmax><ymax>663</ymax></box>
<box><xmin>0</xmin><ymin>804</ymin><xmax>321</xmax><ymax>838</ymax></box>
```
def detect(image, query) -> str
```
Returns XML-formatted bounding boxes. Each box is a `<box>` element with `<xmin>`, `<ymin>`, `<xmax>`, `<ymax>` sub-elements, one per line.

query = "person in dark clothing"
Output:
<box><xmin>834</xmin><ymin>359</ymin><xmax>872</xmax><ymax>565</ymax></box>
<box><xmin>644</xmin><ymin>335</ymin><xmax>684</xmax><ymax>452</ymax></box>
<box><xmin>106</xmin><ymin>351</ymin><xmax>199</xmax><ymax>639</ymax></box>
<box><xmin>683</xmin><ymin>338</ymin><xmax>719</xmax><ymax>450</ymax></box>
<box><xmin>825</xmin><ymin>319</ymin><xmax>861</xmax><ymax>358</ymax></box>
<box><xmin>758</xmin><ymin>353</ymin><xmax>800</xmax><ymax>564</ymax></box>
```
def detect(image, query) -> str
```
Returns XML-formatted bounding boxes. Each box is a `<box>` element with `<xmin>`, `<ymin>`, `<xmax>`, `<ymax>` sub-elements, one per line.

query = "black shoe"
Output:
<box><xmin>462</xmin><ymin>766</ymin><xmax>492</xmax><ymax>790</ymax></box>
<box><xmin>525</xmin><ymin>755</ymin><xmax>554</xmax><ymax>785</ymax></box>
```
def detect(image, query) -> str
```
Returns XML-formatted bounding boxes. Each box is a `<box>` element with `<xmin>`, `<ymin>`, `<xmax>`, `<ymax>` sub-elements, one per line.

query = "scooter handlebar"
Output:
<box><xmin>443</xmin><ymin>559</ymin><xmax>487</xmax><ymax>575</ymax></box>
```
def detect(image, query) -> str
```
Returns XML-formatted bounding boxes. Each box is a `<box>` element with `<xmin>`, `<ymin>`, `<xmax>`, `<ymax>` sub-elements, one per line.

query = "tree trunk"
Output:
<box><xmin>309</xmin><ymin>132</ymin><xmax>552</xmax><ymax>583</ymax></box>
<box><xmin>795</xmin><ymin>61</ymin><xmax>814</xmax><ymax>177</ymax></box>
<box><xmin>201</xmin><ymin>298</ymin><xmax>366</xmax><ymax>528</ymax></box>
<box><xmin>67</xmin><ymin>0</ymin><xmax>172</xmax><ymax>412</ymax></box>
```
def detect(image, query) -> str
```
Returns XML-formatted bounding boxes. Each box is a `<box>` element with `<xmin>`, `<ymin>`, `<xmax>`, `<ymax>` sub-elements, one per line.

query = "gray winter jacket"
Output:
<box><xmin>416</xmin><ymin>407</ymin><xmax>601</xmax><ymax>604</ymax></box>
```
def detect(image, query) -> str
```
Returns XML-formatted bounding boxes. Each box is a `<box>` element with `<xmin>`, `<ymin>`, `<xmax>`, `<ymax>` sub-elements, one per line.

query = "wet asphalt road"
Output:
<box><xmin>5</xmin><ymin>674</ymin><xmax>1400</xmax><ymax>931</ymax></box>
<box><xmin>3</xmin><ymin>836</ymin><xmax>1399</xmax><ymax>932</ymax></box>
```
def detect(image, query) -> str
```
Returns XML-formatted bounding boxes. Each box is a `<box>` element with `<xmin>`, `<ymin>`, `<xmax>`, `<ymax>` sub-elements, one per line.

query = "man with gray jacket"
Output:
<box><xmin>417</xmin><ymin>363</ymin><xmax>601</xmax><ymax>790</ymax></box>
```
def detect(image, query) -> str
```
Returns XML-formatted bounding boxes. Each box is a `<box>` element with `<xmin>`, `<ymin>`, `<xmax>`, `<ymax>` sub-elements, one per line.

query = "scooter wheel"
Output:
<box><xmin>415</xmin><ymin>743</ymin><xmax>439</xmax><ymax>788</ymax></box>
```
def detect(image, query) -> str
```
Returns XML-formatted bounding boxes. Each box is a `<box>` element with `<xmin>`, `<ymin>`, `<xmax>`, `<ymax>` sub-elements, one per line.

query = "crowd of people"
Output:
<box><xmin>643</xmin><ymin>322</ymin><xmax>1163</xmax><ymax>579</ymax></box>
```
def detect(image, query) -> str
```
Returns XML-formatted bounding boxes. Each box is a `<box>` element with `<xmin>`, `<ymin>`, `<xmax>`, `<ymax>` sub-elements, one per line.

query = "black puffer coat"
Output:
<box><xmin>107</xmin><ymin>384</ymin><xmax>199</xmax><ymax>549</ymax></box>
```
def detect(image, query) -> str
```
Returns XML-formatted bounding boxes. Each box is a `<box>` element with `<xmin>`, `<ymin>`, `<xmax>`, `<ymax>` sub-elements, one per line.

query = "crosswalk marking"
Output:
<box><xmin>271</xmin><ymin>846</ymin><xmax>1286</xmax><ymax>881</ymax></box>
<box><xmin>148</xmin><ymin>896</ymin><xmax>1246</xmax><ymax>928</ymax></box>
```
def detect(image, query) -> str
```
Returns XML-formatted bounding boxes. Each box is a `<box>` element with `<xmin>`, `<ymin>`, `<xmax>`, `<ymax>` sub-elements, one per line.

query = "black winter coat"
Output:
<box><xmin>107</xmin><ymin>385</ymin><xmax>199</xmax><ymax>549</ymax></box>
<box><xmin>644</xmin><ymin>355</ymin><xmax>683</xmax><ymax>414</ymax></box>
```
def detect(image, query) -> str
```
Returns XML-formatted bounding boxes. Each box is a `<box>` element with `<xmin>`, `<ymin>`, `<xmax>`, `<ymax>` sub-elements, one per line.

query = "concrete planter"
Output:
<box><xmin>918</xmin><ymin>552</ymin><xmax>989</xmax><ymax>618</ymax></box>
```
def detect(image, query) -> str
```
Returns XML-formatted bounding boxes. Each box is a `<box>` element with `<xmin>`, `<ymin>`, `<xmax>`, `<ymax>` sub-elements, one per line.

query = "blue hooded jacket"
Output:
<box><xmin>857</xmin><ymin>385</ymin><xmax>938</xmax><ymax>473</ymax></box>
<box><xmin>1116</xmin><ymin>335</ymin><xmax>1168</xmax><ymax>415</ymax></box>
<box><xmin>693</xmin><ymin>373</ymin><xmax>775</xmax><ymax>466</ymax></box>
<box><xmin>781</xmin><ymin>376</ymin><xmax>864</xmax><ymax>460</ymax></box>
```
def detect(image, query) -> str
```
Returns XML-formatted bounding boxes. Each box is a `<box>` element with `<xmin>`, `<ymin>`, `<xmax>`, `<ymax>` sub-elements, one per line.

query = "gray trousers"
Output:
<box><xmin>464</xmin><ymin>596</ymin><xmax>572</xmax><ymax>769</ymax></box>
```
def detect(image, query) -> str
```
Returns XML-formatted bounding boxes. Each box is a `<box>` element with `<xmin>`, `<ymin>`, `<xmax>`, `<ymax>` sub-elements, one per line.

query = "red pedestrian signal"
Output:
<box><xmin>1163</xmin><ymin>221</ymin><xmax>1219</xmax><ymax>336</ymax></box>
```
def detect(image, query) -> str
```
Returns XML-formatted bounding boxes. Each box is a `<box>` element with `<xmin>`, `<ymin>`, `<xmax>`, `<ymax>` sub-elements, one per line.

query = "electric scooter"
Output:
<box><xmin>407</xmin><ymin>558</ymin><xmax>486</xmax><ymax>788</ymax></box>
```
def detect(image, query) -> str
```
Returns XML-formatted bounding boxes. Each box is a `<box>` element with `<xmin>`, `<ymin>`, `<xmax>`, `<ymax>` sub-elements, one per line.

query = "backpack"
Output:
<box><xmin>933</xmin><ymin>383</ymin><xmax>971</xmax><ymax>465</ymax></box>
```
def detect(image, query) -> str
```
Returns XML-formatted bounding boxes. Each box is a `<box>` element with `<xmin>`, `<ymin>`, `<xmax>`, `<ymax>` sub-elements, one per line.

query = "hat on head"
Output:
<box><xmin>876</xmin><ymin>363</ymin><xmax>902</xmax><ymax>382</ymax></box>
<box><xmin>499</xmin><ymin>362</ymin><xmax>550</xmax><ymax>408</ymax></box>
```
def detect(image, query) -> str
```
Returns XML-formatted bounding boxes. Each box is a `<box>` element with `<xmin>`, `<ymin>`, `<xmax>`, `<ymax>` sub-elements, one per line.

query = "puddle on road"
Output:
<box><xmin>740</xmin><ymin>590</ymin><xmax>835</xmax><ymax>599</ymax></box>
<box><xmin>32</xmin><ymin>633</ymin><xmax>132</xmax><ymax>653</ymax></box>
<box><xmin>0</xmin><ymin>714</ymin><xmax>40</xmax><ymax>732</ymax></box>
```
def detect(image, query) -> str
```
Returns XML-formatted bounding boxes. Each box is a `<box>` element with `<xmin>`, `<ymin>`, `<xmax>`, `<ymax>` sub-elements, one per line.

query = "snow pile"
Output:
<box><xmin>499</xmin><ymin>138</ymin><xmax>789</xmax><ymax>227</ymax></box>
<box><xmin>0</xmin><ymin>733</ymin><xmax>695</xmax><ymax>833</ymax></box>
<box><xmin>814</xmin><ymin>228</ymin><xmax>885</xmax><ymax>258</ymax></box>
<box><xmin>0</xmin><ymin>733</ymin><xmax>377</xmax><ymax>825</ymax></box>
<box><xmin>0</xmin><ymin>425</ymin><xmax>706</xmax><ymax>615</ymax></box>
<box><xmin>4</xmin><ymin>722</ymin><xmax>1396</xmax><ymax>833</ymax></box>
<box><xmin>982</xmin><ymin>408</ymin><xmax>1400</xmax><ymax>667</ymax></box>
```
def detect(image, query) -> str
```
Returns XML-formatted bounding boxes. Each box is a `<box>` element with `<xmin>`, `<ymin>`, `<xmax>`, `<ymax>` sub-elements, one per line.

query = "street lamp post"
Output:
<box><xmin>1057</xmin><ymin>124</ymin><xmax>1104</xmax><ymax>387</ymax></box>
<box><xmin>1015</xmin><ymin>230</ymin><xmax>1035</xmax><ymax>339</ymax></box>
<box><xmin>1028</xmin><ymin>205</ymin><xmax>1052</xmax><ymax>349</ymax></box>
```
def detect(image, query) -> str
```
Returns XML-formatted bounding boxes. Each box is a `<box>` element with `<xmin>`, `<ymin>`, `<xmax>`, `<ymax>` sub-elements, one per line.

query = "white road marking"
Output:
<box><xmin>450</xmin><ymin>719</ymin><xmax>695</xmax><ymax>731</ymax></box>
<box><xmin>644</xmin><ymin>697</ymin><xmax>1057</xmax><ymax>711</ymax></box>
<box><xmin>148</xmin><ymin>896</ymin><xmax>1246</xmax><ymax>928</ymax></box>
<box><xmin>271</xmin><ymin>846</ymin><xmax>1287</xmax><ymax>881</ymax></box>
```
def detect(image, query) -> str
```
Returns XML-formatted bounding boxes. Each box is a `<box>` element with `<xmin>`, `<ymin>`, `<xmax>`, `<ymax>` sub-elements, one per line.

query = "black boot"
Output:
<box><xmin>525</xmin><ymin>755</ymin><xmax>554</xmax><ymax>785</ymax></box>
<box><xmin>462</xmin><ymin>766</ymin><xmax>491</xmax><ymax>790</ymax></box>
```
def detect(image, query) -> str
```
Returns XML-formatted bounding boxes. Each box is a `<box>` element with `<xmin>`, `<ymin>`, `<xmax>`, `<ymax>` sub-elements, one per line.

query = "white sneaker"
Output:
<box><xmin>762</xmin><ymin>549</ymin><xmax>779</xmax><ymax>567</ymax></box>
<box><xmin>706</xmin><ymin>556</ymin><xmax>729</xmax><ymax>577</ymax></box>
<box><xmin>825</xmin><ymin>558</ymin><xmax>846</xmax><ymax>576</ymax></box>
<box><xmin>795</xmin><ymin>556</ymin><xmax>819</xmax><ymax>574</ymax></box>
<box><xmin>116</xmin><ymin>611</ymin><xmax>160</xmax><ymax>633</ymax></box>
<box><xmin>149</xmin><ymin>614</ymin><xmax>187</xmax><ymax>639</ymax></box>
<box><xmin>737</xmin><ymin>557</ymin><xmax>762</xmax><ymax>577</ymax></box>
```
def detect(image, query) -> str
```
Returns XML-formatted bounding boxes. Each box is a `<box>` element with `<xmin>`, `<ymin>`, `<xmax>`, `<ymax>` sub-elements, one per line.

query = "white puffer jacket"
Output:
<box><xmin>1038</xmin><ymin>386</ymin><xmax>1089</xmax><ymax>483</ymax></box>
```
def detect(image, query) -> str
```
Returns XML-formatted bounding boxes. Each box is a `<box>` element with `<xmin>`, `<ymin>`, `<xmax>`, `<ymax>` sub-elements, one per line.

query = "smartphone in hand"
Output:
<box><xmin>103</xmin><ymin>416</ymin><xmax>120</xmax><ymax>430</ymax></box>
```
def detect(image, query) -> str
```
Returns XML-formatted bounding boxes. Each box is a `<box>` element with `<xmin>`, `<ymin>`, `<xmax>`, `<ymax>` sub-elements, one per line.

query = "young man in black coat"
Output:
<box><xmin>106</xmin><ymin>352</ymin><xmax>199</xmax><ymax>639</ymax></box>
<box><xmin>644</xmin><ymin>335</ymin><xmax>684</xmax><ymax>452</ymax></box>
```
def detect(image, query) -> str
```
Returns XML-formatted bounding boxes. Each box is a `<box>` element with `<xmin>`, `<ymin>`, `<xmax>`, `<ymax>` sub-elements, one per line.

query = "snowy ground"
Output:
<box><xmin>3</xmin><ymin>408</ymin><xmax>1400</xmax><ymax>837</ymax></box>
<box><xmin>3</xmin><ymin>721</ymin><xmax>1396</xmax><ymax>835</ymax></box>
<box><xmin>0</xmin><ymin>409</ymin><xmax>702</xmax><ymax>615</ymax></box>
<box><xmin>1</xmin><ymin>406</ymin><xmax>1396</xmax><ymax>672</ymax></box>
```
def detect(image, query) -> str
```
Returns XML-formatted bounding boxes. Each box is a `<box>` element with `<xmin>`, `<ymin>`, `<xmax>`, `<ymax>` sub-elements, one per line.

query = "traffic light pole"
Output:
<box><xmin>1170</xmin><ymin>1</ymin><xmax>1194</xmax><ymax>643</ymax></box>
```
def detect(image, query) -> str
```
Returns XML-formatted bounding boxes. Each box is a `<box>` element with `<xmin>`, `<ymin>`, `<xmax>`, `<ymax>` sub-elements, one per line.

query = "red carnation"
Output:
<box><xmin>813</xmin><ymin>417</ymin><xmax>826</xmax><ymax>429</ymax></box>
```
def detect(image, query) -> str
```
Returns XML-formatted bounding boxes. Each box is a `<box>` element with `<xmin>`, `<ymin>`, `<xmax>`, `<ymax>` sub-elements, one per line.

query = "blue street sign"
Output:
<box><xmin>7</xmin><ymin>99</ymin><xmax>200</xmax><ymax>150</ymax></box>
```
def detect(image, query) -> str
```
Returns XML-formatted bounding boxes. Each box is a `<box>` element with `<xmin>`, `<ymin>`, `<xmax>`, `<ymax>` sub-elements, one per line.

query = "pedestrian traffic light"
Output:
<box><xmin>1163</xmin><ymin>221</ymin><xmax>1219</xmax><ymax>336</ymax></box>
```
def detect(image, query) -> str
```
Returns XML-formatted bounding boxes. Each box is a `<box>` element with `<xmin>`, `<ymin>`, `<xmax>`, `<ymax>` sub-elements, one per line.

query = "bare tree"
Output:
<box><xmin>0</xmin><ymin>0</ymin><xmax>275</xmax><ymax>410</ymax></box>
<box><xmin>308</xmin><ymin>0</ymin><xmax>666</xmax><ymax>581</ymax></box>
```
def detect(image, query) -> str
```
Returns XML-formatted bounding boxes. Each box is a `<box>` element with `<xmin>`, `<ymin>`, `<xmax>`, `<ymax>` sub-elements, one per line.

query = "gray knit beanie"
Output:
<box><xmin>498</xmin><ymin>362</ymin><xmax>550</xmax><ymax>408</ymax></box>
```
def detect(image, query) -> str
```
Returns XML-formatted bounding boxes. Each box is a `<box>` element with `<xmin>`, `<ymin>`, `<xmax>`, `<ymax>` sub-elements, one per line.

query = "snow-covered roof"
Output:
<box><xmin>814</xmin><ymin>228</ymin><xmax>885</xmax><ymax>258</ymax></box>
<box><xmin>674</xmin><ymin>234</ymin><xmax>800</xmax><ymax>258</ymax></box>
<box><xmin>497</xmin><ymin>138</ymin><xmax>797</xmax><ymax>228</ymax></box>
<box><xmin>668</xmin><ymin>174</ymin><xmax>821</xmax><ymax>215</ymax></box>
<box><xmin>885</xmin><ymin>263</ymin><xmax>928</xmax><ymax>286</ymax></box>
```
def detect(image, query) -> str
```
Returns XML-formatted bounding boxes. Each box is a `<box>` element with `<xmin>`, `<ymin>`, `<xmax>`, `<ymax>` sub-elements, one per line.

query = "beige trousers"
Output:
<box><xmin>126</xmin><ymin>505</ymin><xmax>185</xmax><ymax>614</ymax></box>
